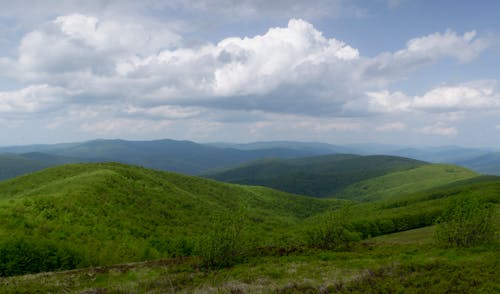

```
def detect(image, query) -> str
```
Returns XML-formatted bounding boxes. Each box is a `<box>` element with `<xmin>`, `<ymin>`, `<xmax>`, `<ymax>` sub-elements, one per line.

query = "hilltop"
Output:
<box><xmin>206</xmin><ymin>154</ymin><xmax>428</xmax><ymax>197</ymax></box>
<box><xmin>0</xmin><ymin>162</ymin><xmax>339</xmax><ymax>272</ymax></box>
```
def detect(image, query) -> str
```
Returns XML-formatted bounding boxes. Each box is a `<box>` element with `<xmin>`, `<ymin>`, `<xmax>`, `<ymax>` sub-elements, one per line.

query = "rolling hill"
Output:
<box><xmin>0</xmin><ymin>162</ymin><xmax>341</xmax><ymax>273</ymax></box>
<box><xmin>206</xmin><ymin>154</ymin><xmax>427</xmax><ymax>197</ymax></box>
<box><xmin>0</xmin><ymin>163</ymin><xmax>498</xmax><ymax>292</ymax></box>
<box><xmin>336</xmin><ymin>164</ymin><xmax>478</xmax><ymax>202</ymax></box>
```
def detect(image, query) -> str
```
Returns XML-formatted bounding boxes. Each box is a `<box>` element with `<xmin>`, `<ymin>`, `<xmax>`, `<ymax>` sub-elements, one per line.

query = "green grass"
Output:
<box><xmin>1</xmin><ymin>225</ymin><xmax>497</xmax><ymax>293</ymax></box>
<box><xmin>336</xmin><ymin>164</ymin><xmax>477</xmax><ymax>202</ymax></box>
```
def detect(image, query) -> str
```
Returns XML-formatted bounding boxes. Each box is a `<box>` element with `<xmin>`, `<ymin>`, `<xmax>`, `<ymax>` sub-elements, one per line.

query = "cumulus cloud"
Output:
<box><xmin>0</xmin><ymin>84</ymin><xmax>70</xmax><ymax>114</ymax></box>
<box><xmin>0</xmin><ymin>13</ymin><xmax>495</xmax><ymax>142</ymax></box>
<box><xmin>412</xmin><ymin>80</ymin><xmax>498</xmax><ymax>111</ymax></box>
<box><xmin>14</xmin><ymin>13</ymin><xmax>180</xmax><ymax>80</ymax></box>
<box><xmin>363</xmin><ymin>30</ymin><xmax>489</xmax><ymax>85</ymax></box>
<box><xmin>362</xmin><ymin>81</ymin><xmax>499</xmax><ymax>114</ymax></box>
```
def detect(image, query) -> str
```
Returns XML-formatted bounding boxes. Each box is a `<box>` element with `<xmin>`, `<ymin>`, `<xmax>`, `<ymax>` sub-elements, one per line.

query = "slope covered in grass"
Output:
<box><xmin>0</xmin><ymin>163</ymin><xmax>340</xmax><ymax>272</ymax></box>
<box><xmin>336</xmin><ymin>164</ymin><xmax>477</xmax><ymax>202</ymax></box>
<box><xmin>207</xmin><ymin>154</ymin><xmax>426</xmax><ymax>197</ymax></box>
<box><xmin>2</xmin><ymin>222</ymin><xmax>497</xmax><ymax>293</ymax></box>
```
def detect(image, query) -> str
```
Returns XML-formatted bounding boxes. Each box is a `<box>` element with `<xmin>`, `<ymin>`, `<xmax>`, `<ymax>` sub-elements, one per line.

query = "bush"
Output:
<box><xmin>307</xmin><ymin>206</ymin><xmax>360</xmax><ymax>250</ymax></box>
<box><xmin>195</xmin><ymin>210</ymin><xmax>245</xmax><ymax>269</ymax></box>
<box><xmin>0</xmin><ymin>237</ymin><xmax>82</xmax><ymax>277</ymax></box>
<box><xmin>434</xmin><ymin>196</ymin><xmax>495</xmax><ymax>247</ymax></box>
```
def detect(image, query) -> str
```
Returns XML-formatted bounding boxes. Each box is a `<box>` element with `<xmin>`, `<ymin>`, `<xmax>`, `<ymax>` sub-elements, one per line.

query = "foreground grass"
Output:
<box><xmin>2</xmin><ymin>226</ymin><xmax>498</xmax><ymax>293</ymax></box>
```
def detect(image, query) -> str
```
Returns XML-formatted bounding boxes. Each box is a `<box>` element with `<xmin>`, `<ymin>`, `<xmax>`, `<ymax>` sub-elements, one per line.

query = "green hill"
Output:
<box><xmin>206</xmin><ymin>154</ymin><xmax>426</xmax><ymax>197</ymax></box>
<box><xmin>0</xmin><ymin>162</ymin><xmax>340</xmax><ymax>273</ymax></box>
<box><xmin>336</xmin><ymin>164</ymin><xmax>478</xmax><ymax>202</ymax></box>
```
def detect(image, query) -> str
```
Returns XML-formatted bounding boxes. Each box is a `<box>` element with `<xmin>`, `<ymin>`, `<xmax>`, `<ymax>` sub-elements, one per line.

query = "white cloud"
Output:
<box><xmin>0</xmin><ymin>13</ymin><xmax>496</xmax><ymax>145</ymax></box>
<box><xmin>363</xmin><ymin>30</ymin><xmax>489</xmax><ymax>85</ymax></box>
<box><xmin>212</xmin><ymin>18</ymin><xmax>359</xmax><ymax>96</ymax></box>
<box><xmin>375</xmin><ymin>122</ymin><xmax>406</xmax><ymax>131</ymax></box>
<box><xmin>362</xmin><ymin>80</ymin><xmax>499</xmax><ymax>114</ymax></box>
<box><xmin>412</xmin><ymin>80</ymin><xmax>498</xmax><ymax>111</ymax></box>
<box><xmin>0</xmin><ymin>84</ymin><xmax>69</xmax><ymax>114</ymax></box>
<box><xmin>124</xmin><ymin>105</ymin><xmax>201</xmax><ymax>119</ymax></box>
<box><xmin>54</xmin><ymin>14</ymin><xmax>180</xmax><ymax>55</ymax></box>
<box><xmin>419</xmin><ymin>122</ymin><xmax>458</xmax><ymax>136</ymax></box>
<box><xmin>3</xmin><ymin>15</ymin><xmax>491</xmax><ymax>118</ymax></box>
<box><xmin>81</xmin><ymin>118</ymin><xmax>172</xmax><ymax>135</ymax></box>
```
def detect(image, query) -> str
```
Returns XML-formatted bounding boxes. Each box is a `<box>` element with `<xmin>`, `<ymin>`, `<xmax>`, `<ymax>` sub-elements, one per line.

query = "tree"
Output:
<box><xmin>434</xmin><ymin>196</ymin><xmax>495</xmax><ymax>247</ymax></box>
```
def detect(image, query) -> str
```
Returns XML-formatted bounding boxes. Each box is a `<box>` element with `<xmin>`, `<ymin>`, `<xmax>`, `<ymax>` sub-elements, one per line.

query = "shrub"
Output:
<box><xmin>434</xmin><ymin>196</ymin><xmax>495</xmax><ymax>247</ymax></box>
<box><xmin>195</xmin><ymin>210</ymin><xmax>245</xmax><ymax>269</ymax></box>
<box><xmin>307</xmin><ymin>206</ymin><xmax>360</xmax><ymax>250</ymax></box>
<box><xmin>0</xmin><ymin>237</ymin><xmax>82</xmax><ymax>277</ymax></box>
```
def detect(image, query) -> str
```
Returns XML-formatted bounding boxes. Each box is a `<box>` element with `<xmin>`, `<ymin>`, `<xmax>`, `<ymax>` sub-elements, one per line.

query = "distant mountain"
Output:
<box><xmin>454</xmin><ymin>152</ymin><xmax>500</xmax><ymax>175</ymax></box>
<box><xmin>386</xmin><ymin>146</ymin><xmax>492</xmax><ymax>163</ymax></box>
<box><xmin>206</xmin><ymin>154</ymin><xmax>426</xmax><ymax>197</ymax></box>
<box><xmin>0</xmin><ymin>139</ymin><xmax>319</xmax><ymax>178</ymax></box>
<box><xmin>0</xmin><ymin>152</ymin><xmax>81</xmax><ymax>180</ymax></box>
<box><xmin>207</xmin><ymin>141</ymin><xmax>355</xmax><ymax>155</ymax></box>
<box><xmin>2</xmin><ymin>139</ymin><xmax>498</xmax><ymax>179</ymax></box>
<box><xmin>0</xmin><ymin>142</ymin><xmax>80</xmax><ymax>154</ymax></box>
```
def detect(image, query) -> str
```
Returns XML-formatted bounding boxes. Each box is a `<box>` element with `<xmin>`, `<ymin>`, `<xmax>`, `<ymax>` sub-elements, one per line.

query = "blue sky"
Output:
<box><xmin>0</xmin><ymin>0</ymin><xmax>499</xmax><ymax>147</ymax></box>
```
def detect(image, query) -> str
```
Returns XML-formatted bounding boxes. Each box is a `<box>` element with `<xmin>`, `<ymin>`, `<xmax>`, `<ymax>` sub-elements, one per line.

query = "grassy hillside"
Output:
<box><xmin>0</xmin><ymin>163</ymin><xmax>340</xmax><ymax>271</ymax></box>
<box><xmin>0</xmin><ymin>161</ymin><xmax>498</xmax><ymax>287</ymax></box>
<box><xmin>336</xmin><ymin>164</ymin><xmax>477</xmax><ymax>202</ymax></box>
<box><xmin>207</xmin><ymin>154</ymin><xmax>426</xmax><ymax>197</ymax></box>
<box><xmin>2</xmin><ymin>220</ymin><xmax>497</xmax><ymax>293</ymax></box>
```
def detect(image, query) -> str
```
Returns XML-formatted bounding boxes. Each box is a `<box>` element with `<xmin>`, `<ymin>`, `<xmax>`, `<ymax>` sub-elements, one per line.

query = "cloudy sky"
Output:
<box><xmin>0</xmin><ymin>0</ymin><xmax>499</xmax><ymax>147</ymax></box>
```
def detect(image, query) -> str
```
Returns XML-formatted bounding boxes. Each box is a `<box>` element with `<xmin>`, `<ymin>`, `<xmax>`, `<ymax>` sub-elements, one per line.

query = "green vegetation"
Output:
<box><xmin>207</xmin><ymin>154</ymin><xmax>426</xmax><ymax>197</ymax></box>
<box><xmin>336</xmin><ymin>164</ymin><xmax>477</xmax><ymax>201</ymax></box>
<box><xmin>195</xmin><ymin>210</ymin><xmax>245</xmax><ymax>269</ymax></box>
<box><xmin>0</xmin><ymin>160</ymin><xmax>498</xmax><ymax>292</ymax></box>
<box><xmin>435</xmin><ymin>196</ymin><xmax>496</xmax><ymax>247</ymax></box>
<box><xmin>306</xmin><ymin>206</ymin><xmax>361</xmax><ymax>250</ymax></box>
<box><xmin>0</xmin><ymin>162</ymin><xmax>340</xmax><ymax>275</ymax></box>
<box><xmin>1</xmin><ymin>226</ymin><xmax>498</xmax><ymax>293</ymax></box>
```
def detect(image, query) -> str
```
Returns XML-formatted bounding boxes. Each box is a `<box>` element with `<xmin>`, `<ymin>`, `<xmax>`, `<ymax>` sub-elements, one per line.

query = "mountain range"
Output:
<box><xmin>1</xmin><ymin>139</ymin><xmax>499</xmax><ymax>182</ymax></box>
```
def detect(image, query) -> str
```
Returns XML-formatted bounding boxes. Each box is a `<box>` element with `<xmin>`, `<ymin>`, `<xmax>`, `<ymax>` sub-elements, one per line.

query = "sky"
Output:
<box><xmin>0</xmin><ymin>0</ymin><xmax>499</xmax><ymax>147</ymax></box>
